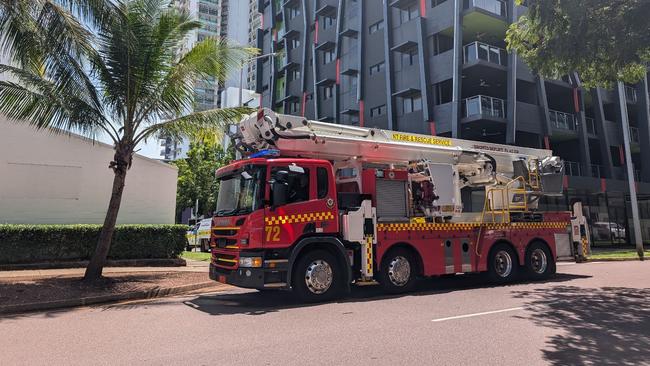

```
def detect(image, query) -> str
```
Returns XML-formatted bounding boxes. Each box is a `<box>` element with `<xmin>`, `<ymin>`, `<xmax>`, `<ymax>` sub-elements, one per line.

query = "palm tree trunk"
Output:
<box><xmin>83</xmin><ymin>152</ymin><xmax>129</xmax><ymax>281</ymax></box>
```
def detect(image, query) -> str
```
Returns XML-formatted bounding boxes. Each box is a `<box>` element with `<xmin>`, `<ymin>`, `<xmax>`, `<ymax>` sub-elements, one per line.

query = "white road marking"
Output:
<box><xmin>431</xmin><ymin>307</ymin><xmax>524</xmax><ymax>322</ymax></box>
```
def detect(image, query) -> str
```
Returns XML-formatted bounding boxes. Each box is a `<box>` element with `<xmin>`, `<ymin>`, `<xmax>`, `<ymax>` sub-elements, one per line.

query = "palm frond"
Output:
<box><xmin>135</xmin><ymin>107</ymin><xmax>253</xmax><ymax>145</ymax></box>
<box><xmin>0</xmin><ymin>80</ymin><xmax>110</xmax><ymax>140</ymax></box>
<box><xmin>152</xmin><ymin>37</ymin><xmax>256</xmax><ymax>119</ymax></box>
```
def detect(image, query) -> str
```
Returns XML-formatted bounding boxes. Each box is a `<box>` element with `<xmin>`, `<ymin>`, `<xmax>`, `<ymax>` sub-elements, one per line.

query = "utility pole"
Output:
<box><xmin>617</xmin><ymin>81</ymin><xmax>644</xmax><ymax>260</ymax></box>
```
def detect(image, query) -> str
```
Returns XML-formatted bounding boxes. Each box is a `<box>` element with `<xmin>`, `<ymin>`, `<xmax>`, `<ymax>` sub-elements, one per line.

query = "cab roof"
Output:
<box><xmin>215</xmin><ymin>157</ymin><xmax>331</xmax><ymax>177</ymax></box>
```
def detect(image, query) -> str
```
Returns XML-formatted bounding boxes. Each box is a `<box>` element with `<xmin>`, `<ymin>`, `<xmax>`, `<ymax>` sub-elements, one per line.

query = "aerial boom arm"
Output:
<box><xmin>235</xmin><ymin>109</ymin><xmax>563</xmax><ymax>194</ymax></box>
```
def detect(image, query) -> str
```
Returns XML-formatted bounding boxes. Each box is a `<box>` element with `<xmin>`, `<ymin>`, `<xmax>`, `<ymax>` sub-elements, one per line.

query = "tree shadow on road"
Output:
<box><xmin>184</xmin><ymin>273</ymin><xmax>589</xmax><ymax>317</ymax></box>
<box><xmin>513</xmin><ymin>286</ymin><xmax>650</xmax><ymax>366</ymax></box>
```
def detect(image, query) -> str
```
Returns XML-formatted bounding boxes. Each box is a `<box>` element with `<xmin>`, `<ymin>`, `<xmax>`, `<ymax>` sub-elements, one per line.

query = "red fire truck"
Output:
<box><xmin>209</xmin><ymin>109</ymin><xmax>586</xmax><ymax>301</ymax></box>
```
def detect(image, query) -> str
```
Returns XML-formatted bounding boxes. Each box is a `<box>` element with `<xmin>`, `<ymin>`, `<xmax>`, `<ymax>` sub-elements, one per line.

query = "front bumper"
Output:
<box><xmin>209</xmin><ymin>263</ymin><xmax>267</xmax><ymax>288</ymax></box>
<box><xmin>209</xmin><ymin>260</ymin><xmax>289</xmax><ymax>290</ymax></box>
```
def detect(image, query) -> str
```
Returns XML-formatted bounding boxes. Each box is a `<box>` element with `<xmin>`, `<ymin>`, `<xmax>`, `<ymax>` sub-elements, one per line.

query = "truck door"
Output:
<box><xmin>264</xmin><ymin>162</ymin><xmax>338</xmax><ymax>248</ymax></box>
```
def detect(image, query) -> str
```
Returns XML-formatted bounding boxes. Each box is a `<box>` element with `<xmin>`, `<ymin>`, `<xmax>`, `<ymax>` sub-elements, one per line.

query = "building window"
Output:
<box><xmin>433</xmin><ymin>79</ymin><xmax>453</xmax><ymax>105</ymax></box>
<box><xmin>288</xmin><ymin>7</ymin><xmax>301</xmax><ymax>19</ymax></box>
<box><xmin>431</xmin><ymin>0</ymin><xmax>448</xmax><ymax>6</ymax></box>
<box><xmin>400</xmin><ymin>48</ymin><xmax>418</xmax><ymax>69</ymax></box>
<box><xmin>430</xmin><ymin>33</ymin><xmax>454</xmax><ymax>56</ymax></box>
<box><xmin>323</xmin><ymin>85</ymin><xmax>334</xmax><ymax>100</ymax></box>
<box><xmin>324</xmin><ymin>49</ymin><xmax>335</xmax><ymax>64</ymax></box>
<box><xmin>288</xmin><ymin>38</ymin><xmax>301</xmax><ymax>50</ymax></box>
<box><xmin>369</xmin><ymin>61</ymin><xmax>385</xmax><ymax>75</ymax></box>
<box><xmin>402</xmin><ymin>95</ymin><xmax>422</xmax><ymax>114</ymax></box>
<box><xmin>322</xmin><ymin>16</ymin><xmax>335</xmax><ymax>30</ymax></box>
<box><xmin>343</xmin><ymin>75</ymin><xmax>358</xmax><ymax>93</ymax></box>
<box><xmin>369</xmin><ymin>20</ymin><xmax>384</xmax><ymax>34</ymax></box>
<box><xmin>370</xmin><ymin>104</ymin><xmax>386</xmax><ymax>117</ymax></box>
<box><xmin>288</xmin><ymin>69</ymin><xmax>301</xmax><ymax>82</ymax></box>
<box><xmin>289</xmin><ymin>101</ymin><xmax>300</xmax><ymax>114</ymax></box>
<box><xmin>400</xmin><ymin>4</ymin><xmax>419</xmax><ymax>24</ymax></box>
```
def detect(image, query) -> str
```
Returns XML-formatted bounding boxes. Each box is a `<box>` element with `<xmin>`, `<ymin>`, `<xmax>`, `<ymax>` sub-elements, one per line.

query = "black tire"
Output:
<box><xmin>378</xmin><ymin>248</ymin><xmax>418</xmax><ymax>294</ymax></box>
<box><xmin>525</xmin><ymin>241</ymin><xmax>556</xmax><ymax>280</ymax></box>
<box><xmin>487</xmin><ymin>243</ymin><xmax>519</xmax><ymax>283</ymax></box>
<box><xmin>292</xmin><ymin>250</ymin><xmax>343</xmax><ymax>302</ymax></box>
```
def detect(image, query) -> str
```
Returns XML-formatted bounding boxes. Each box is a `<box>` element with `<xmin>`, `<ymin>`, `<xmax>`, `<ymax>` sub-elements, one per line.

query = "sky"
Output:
<box><xmin>96</xmin><ymin>131</ymin><xmax>162</xmax><ymax>160</ymax></box>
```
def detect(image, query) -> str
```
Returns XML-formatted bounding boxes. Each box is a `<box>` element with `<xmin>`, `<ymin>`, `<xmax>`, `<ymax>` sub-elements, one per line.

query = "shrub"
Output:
<box><xmin>0</xmin><ymin>224</ymin><xmax>188</xmax><ymax>264</ymax></box>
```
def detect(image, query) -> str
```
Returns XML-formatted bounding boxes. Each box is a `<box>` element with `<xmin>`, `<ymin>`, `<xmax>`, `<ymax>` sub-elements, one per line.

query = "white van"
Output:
<box><xmin>186</xmin><ymin>218</ymin><xmax>212</xmax><ymax>252</ymax></box>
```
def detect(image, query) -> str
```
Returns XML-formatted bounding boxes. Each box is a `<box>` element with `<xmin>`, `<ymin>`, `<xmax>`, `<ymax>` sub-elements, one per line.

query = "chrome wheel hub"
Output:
<box><xmin>304</xmin><ymin>260</ymin><xmax>333</xmax><ymax>294</ymax></box>
<box><xmin>494</xmin><ymin>250</ymin><xmax>513</xmax><ymax>278</ymax></box>
<box><xmin>388</xmin><ymin>256</ymin><xmax>411</xmax><ymax>287</ymax></box>
<box><xmin>530</xmin><ymin>248</ymin><xmax>548</xmax><ymax>274</ymax></box>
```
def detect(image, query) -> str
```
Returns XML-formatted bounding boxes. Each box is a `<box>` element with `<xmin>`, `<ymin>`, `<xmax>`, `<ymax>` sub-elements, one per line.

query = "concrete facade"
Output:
<box><xmin>0</xmin><ymin>120</ymin><xmax>178</xmax><ymax>224</ymax></box>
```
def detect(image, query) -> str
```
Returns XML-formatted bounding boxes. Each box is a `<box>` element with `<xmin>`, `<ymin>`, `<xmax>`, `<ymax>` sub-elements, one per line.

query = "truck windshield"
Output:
<box><xmin>215</xmin><ymin>165</ymin><xmax>266</xmax><ymax>217</ymax></box>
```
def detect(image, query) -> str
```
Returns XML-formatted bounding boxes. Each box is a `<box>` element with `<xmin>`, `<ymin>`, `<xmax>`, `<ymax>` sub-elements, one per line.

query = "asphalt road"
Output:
<box><xmin>2</xmin><ymin>261</ymin><xmax>649</xmax><ymax>366</ymax></box>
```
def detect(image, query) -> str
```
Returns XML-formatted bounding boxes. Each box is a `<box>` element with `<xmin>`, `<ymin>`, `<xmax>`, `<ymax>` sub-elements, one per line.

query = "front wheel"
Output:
<box><xmin>488</xmin><ymin>243</ymin><xmax>519</xmax><ymax>283</ymax></box>
<box><xmin>525</xmin><ymin>242</ymin><xmax>556</xmax><ymax>280</ymax></box>
<box><xmin>379</xmin><ymin>248</ymin><xmax>417</xmax><ymax>294</ymax></box>
<box><xmin>292</xmin><ymin>250</ymin><xmax>343</xmax><ymax>302</ymax></box>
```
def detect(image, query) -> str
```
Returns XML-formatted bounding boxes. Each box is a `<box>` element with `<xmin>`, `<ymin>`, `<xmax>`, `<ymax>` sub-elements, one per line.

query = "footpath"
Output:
<box><xmin>0</xmin><ymin>259</ymin><xmax>229</xmax><ymax>315</ymax></box>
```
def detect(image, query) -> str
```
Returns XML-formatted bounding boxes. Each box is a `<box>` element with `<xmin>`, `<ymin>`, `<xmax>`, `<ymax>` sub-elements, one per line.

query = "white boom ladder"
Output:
<box><xmin>236</xmin><ymin>109</ymin><xmax>562</xmax><ymax>190</ymax></box>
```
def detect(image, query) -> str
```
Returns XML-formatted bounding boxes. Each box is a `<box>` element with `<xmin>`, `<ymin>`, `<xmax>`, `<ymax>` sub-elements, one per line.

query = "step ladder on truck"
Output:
<box><xmin>208</xmin><ymin>109</ymin><xmax>590</xmax><ymax>301</ymax></box>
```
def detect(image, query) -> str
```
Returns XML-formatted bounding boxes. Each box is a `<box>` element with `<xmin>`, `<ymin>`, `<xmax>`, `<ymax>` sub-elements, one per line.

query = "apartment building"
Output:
<box><xmin>255</xmin><ymin>0</ymin><xmax>650</xmax><ymax>245</ymax></box>
<box><xmin>161</xmin><ymin>0</ymin><xmax>260</xmax><ymax>160</ymax></box>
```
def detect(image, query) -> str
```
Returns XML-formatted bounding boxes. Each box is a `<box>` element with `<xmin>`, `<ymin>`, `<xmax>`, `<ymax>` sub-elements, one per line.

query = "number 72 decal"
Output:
<box><xmin>265</xmin><ymin>226</ymin><xmax>281</xmax><ymax>242</ymax></box>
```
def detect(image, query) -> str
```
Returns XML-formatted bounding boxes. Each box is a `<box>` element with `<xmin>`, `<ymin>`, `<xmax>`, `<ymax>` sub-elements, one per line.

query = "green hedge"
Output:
<box><xmin>0</xmin><ymin>224</ymin><xmax>188</xmax><ymax>265</ymax></box>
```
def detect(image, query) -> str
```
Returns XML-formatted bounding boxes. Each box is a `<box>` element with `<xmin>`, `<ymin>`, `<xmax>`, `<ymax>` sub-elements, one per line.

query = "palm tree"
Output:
<box><xmin>0</xmin><ymin>0</ymin><xmax>254</xmax><ymax>280</ymax></box>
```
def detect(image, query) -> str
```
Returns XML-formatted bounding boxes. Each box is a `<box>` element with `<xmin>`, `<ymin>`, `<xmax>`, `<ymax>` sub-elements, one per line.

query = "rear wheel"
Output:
<box><xmin>488</xmin><ymin>243</ymin><xmax>519</xmax><ymax>283</ymax></box>
<box><xmin>379</xmin><ymin>248</ymin><xmax>417</xmax><ymax>294</ymax></box>
<box><xmin>525</xmin><ymin>242</ymin><xmax>556</xmax><ymax>280</ymax></box>
<box><xmin>292</xmin><ymin>250</ymin><xmax>343</xmax><ymax>302</ymax></box>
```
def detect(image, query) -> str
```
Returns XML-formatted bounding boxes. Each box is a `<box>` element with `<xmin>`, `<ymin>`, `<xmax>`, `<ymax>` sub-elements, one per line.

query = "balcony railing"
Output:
<box><xmin>464</xmin><ymin>0</ymin><xmax>507</xmax><ymax>17</ymax></box>
<box><xmin>629</xmin><ymin>126</ymin><xmax>640</xmax><ymax>144</ymax></box>
<box><xmin>565</xmin><ymin>161</ymin><xmax>582</xmax><ymax>177</ymax></box>
<box><xmin>549</xmin><ymin>109</ymin><xmax>576</xmax><ymax>131</ymax></box>
<box><xmin>463</xmin><ymin>41</ymin><xmax>507</xmax><ymax>66</ymax></box>
<box><xmin>463</xmin><ymin>95</ymin><xmax>506</xmax><ymax>119</ymax></box>
<box><xmin>625</xmin><ymin>86</ymin><xmax>638</xmax><ymax>103</ymax></box>
<box><xmin>585</xmin><ymin>117</ymin><xmax>597</xmax><ymax>135</ymax></box>
<box><xmin>590</xmin><ymin>164</ymin><xmax>603</xmax><ymax>178</ymax></box>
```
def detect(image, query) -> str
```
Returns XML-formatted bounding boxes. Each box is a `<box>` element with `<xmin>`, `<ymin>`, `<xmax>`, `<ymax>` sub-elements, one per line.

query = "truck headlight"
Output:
<box><xmin>239</xmin><ymin>257</ymin><xmax>262</xmax><ymax>268</ymax></box>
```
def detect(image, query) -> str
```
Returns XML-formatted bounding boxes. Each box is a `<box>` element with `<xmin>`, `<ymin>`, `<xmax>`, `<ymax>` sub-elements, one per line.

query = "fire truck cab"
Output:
<box><xmin>209</xmin><ymin>109</ymin><xmax>582</xmax><ymax>302</ymax></box>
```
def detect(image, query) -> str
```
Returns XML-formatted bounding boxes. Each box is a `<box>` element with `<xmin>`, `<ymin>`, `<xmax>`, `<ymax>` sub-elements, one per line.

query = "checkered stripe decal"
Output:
<box><xmin>265</xmin><ymin>211</ymin><xmax>335</xmax><ymax>226</ymax></box>
<box><xmin>377</xmin><ymin>222</ymin><xmax>568</xmax><ymax>232</ymax></box>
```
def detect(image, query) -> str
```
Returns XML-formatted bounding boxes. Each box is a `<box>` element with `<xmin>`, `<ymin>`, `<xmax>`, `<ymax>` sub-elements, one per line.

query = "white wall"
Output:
<box><xmin>0</xmin><ymin>120</ymin><xmax>178</xmax><ymax>224</ymax></box>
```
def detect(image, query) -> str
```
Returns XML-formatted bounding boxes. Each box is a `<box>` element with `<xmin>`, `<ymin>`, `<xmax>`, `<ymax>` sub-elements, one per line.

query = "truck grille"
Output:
<box><xmin>213</xmin><ymin>227</ymin><xmax>238</xmax><ymax>236</ymax></box>
<box><xmin>213</xmin><ymin>252</ymin><xmax>238</xmax><ymax>269</ymax></box>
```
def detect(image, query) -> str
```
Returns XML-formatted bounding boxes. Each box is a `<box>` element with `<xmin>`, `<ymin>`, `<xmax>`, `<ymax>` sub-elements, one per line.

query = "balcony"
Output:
<box><xmin>462</xmin><ymin>95</ymin><xmax>506</xmax><ymax>119</ymax></box>
<box><xmin>585</xmin><ymin>117</ymin><xmax>597</xmax><ymax>135</ymax></box>
<box><xmin>463</xmin><ymin>0</ymin><xmax>507</xmax><ymax>17</ymax></box>
<box><xmin>463</xmin><ymin>41</ymin><xmax>507</xmax><ymax>67</ymax></box>
<box><xmin>549</xmin><ymin>109</ymin><xmax>576</xmax><ymax>131</ymax></box>
<box><xmin>625</xmin><ymin>86</ymin><xmax>637</xmax><ymax>104</ymax></box>
<box><xmin>564</xmin><ymin>161</ymin><xmax>582</xmax><ymax>177</ymax></box>
<box><xmin>629</xmin><ymin>126</ymin><xmax>640</xmax><ymax>144</ymax></box>
<box><xmin>590</xmin><ymin>164</ymin><xmax>603</xmax><ymax>178</ymax></box>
